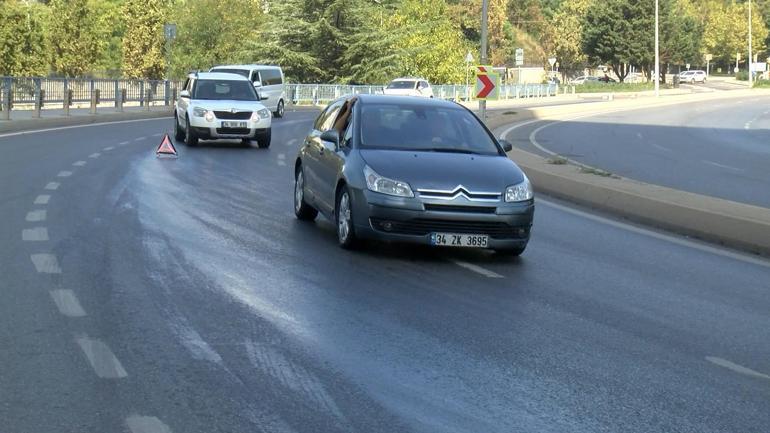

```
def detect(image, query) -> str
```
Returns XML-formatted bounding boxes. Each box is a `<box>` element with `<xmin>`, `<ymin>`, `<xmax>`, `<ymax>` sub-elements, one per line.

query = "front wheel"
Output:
<box><xmin>256</xmin><ymin>129</ymin><xmax>271</xmax><ymax>148</ymax></box>
<box><xmin>294</xmin><ymin>168</ymin><xmax>318</xmax><ymax>221</ymax></box>
<box><xmin>184</xmin><ymin>117</ymin><xmax>198</xmax><ymax>146</ymax></box>
<box><xmin>273</xmin><ymin>100</ymin><xmax>285</xmax><ymax>118</ymax></box>
<box><xmin>336</xmin><ymin>187</ymin><xmax>359</xmax><ymax>249</ymax></box>
<box><xmin>174</xmin><ymin>114</ymin><xmax>184</xmax><ymax>141</ymax></box>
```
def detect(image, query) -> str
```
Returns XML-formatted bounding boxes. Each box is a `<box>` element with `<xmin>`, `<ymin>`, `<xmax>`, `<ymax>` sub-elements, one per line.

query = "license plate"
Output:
<box><xmin>222</xmin><ymin>121</ymin><xmax>247</xmax><ymax>128</ymax></box>
<box><xmin>430</xmin><ymin>233</ymin><xmax>489</xmax><ymax>248</ymax></box>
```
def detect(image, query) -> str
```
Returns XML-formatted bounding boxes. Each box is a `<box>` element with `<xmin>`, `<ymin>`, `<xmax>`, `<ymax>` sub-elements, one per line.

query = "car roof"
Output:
<box><xmin>391</xmin><ymin>77</ymin><xmax>427</xmax><ymax>82</ymax></box>
<box><xmin>210</xmin><ymin>64</ymin><xmax>282</xmax><ymax>70</ymax></box>
<box><xmin>190</xmin><ymin>72</ymin><xmax>250</xmax><ymax>81</ymax></box>
<box><xmin>354</xmin><ymin>94</ymin><xmax>458</xmax><ymax>109</ymax></box>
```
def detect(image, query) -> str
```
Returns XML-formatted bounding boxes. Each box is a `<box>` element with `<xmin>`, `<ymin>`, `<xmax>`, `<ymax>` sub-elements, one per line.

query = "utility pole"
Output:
<box><xmin>480</xmin><ymin>0</ymin><xmax>488</xmax><ymax>121</ymax></box>
<box><xmin>654</xmin><ymin>0</ymin><xmax>660</xmax><ymax>97</ymax></box>
<box><xmin>749</xmin><ymin>0</ymin><xmax>754</xmax><ymax>87</ymax></box>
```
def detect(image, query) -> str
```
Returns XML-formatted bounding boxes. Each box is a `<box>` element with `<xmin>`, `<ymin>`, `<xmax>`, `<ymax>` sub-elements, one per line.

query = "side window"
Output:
<box><xmin>250</xmin><ymin>71</ymin><xmax>260</xmax><ymax>84</ymax></box>
<box><xmin>419</xmin><ymin>81</ymin><xmax>429</xmax><ymax>89</ymax></box>
<box><xmin>314</xmin><ymin>102</ymin><xmax>340</xmax><ymax>131</ymax></box>
<box><xmin>321</xmin><ymin>104</ymin><xmax>343</xmax><ymax>131</ymax></box>
<box><xmin>187</xmin><ymin>78</ymin><xmax>195</xmax><ymax>92</ymax></box>
<box><xmin>274</xmin><ymin>70</ymin><xmax>284</xmax><ymax>85</ymax></box>
<box><xmin>181</xmin><ymin>78</ymin><xmax>190</xmax><ymax>92</ymax></box>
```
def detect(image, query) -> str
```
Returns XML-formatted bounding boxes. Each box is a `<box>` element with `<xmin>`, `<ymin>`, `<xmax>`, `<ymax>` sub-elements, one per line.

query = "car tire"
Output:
<box><xmin>273</xmin><ymin>99</ymin><xmax>285</xmax><ymax>118</ymax></box>
<box><xmin>294</xmin><ymin>167</ymin><xmax>318</xmax><ymax>221</ymax></box>
<box><xmin>256</xmin><ymin>129</ymin><xmax>271</xmax><ymax>148</ymax></box>
<box><xmin>495</xmin><ymin>244</ymin><xmax>526</xmax><ymax>257</ymax></box>
<box><xmin>184</xmin><ymin>117</ymin><xmax>198</xmax><ymax>146</ymax></box>
<box><xmin>174</xmin><ymin>113</ymin><xmax>184</xmax><ymax>141</ymax></box>
<box><xmin>241</xmin><ymin>138</ymin><xmax>251</xmax><ymax>147</ymax></box>
<box><xmin>335</xmin><ymin>186</ymin><xmax>359</xmax><ymax>249</ymax></box>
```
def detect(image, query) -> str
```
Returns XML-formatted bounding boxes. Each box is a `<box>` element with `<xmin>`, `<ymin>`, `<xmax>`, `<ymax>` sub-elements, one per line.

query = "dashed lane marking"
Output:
<box><xmin>75</xmin><ymin>336</ymin><xmax>128</xmax><ymax>378</ymax></box>
<box><xmin>151</xmin><ymin>133</ymin><xmax>163</xmax><ymax>137</ymax></box>
<box><xmin>134</xmin><ymin>136</ymin><xmax>147</xmax><ymax>141</ymax></box>
<box><xmin>50</xmin><ymin>290</ymin><xmax>86</xmax><ymax>317</ymax></box>
<box><xmin>44</xmin><ymin>182</ymin><xmax>60</xmax><ymax>190</ymax></box>
<box><xmin>89</xmin><ymin>152</ymin><xmax>101</xmax><ymax>158</ymax></box>
<box><xmin>452</xmin><ymin>260</ymin><xmax>504</xmax><ymax>278</ymax></box>
<box><xmin>126</xmin><ymin>415</ymin><xmax>173</xmax><ymax>433</ymax></box>
<box><xmin>119</xmin><ymin>141</ymin><xmax>131</xmax><ymax>145</ymax></box>
<box><xmin>702</xmin><ymin>160</ymin><xmax>745</xmax><ymax>172</ymax></box>
<box><xmin>25</xmin><ymin>210</ymin><xmax>46</xmax><ymax>222</ymax></box>
<box><xmin>103</xmin><ymin>146</ymin><xmax>115</xmax><ymax>151</ymax></box>
<box><xmin>706</xmin><ymin>356</ymin><xmax>770</xmax><ymax>381</ymax></box>
<box><xmin>57</xmin><ymin>171</ymin><xmax>72</xmax><ymax>177</ymax></box>
<box><xmin>30</xmin><ymin>254</ymin><xmax>62</xmax><ymax>274</ymax></box>
<box><xmin>34</xmin><ymin>195</ymin><xmax>50</xmax><ymax>205</ymax></box>
<box><xmin>651</xmin><ymin>142</ymin><xmax>672</xmax><ymax>153</ymax></box>
<box><xmin>22</xmin><ymin>227</ymin><xmax>48</xmax><ymax>241</ymax></box>
<box><xmin>72</xmin><ymin>161</ymin><xmax>86</xmax><ymax>167</ymax></box>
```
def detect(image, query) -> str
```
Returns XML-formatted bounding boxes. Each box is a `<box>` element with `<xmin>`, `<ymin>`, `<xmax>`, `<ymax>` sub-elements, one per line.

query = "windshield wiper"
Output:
<box><xmin>422</xmin><ymin>147</ymin><xmax>481</xmax><ymax>155</ymax></box>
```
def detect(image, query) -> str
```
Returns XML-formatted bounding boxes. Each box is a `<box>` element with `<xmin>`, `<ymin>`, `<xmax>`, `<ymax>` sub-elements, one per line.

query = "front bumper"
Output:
<box><xmin>189</xmin><ymin>116</ymin><xmax>271</xmax><ymax>139</ymax></box>
<box><xmin>351</xmin><ymin>189</ymin><xmax>534</xmax><ymax>250</ymax></box>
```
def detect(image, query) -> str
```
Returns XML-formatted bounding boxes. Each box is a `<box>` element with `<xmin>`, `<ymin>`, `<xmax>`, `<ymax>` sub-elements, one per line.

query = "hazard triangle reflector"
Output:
<box><xmin>156</xmin><ymin>133</ymin><xmax>177</xmax><ymax>157</ymax></box>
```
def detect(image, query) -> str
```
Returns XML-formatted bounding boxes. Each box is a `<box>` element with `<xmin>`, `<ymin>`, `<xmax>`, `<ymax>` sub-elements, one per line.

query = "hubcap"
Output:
<box><xmin>278</xmin><ymin>101</ymin><xmax>284</xmax><ymax>117</ymax></box>
<box><xmin>337</xmin><ymin>192</ymin><xmax>350</xmax><ymax>242</ymax></box>
<box><xmin>294</xmin><ymin>172</ymin><xmax>304</xmax><ymax>212</ymax></box>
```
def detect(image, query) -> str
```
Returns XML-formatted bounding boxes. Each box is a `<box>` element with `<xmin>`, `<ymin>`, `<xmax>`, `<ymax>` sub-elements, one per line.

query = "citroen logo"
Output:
<box><xmin>230</xmin><ymin>108</ymin><xmax>237</xmax><ymax>113</ymax></box>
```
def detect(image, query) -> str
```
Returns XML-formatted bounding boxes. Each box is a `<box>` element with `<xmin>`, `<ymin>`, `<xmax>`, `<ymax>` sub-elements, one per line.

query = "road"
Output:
<box><xmin>1</xmin><ymin>112</ymin><xmax>769</xmax><ymax>433</ymax></box>
<box><xmin>504</xmin><ymin>95</ymin><xmax>770</xmax><ymax>208</ymax></box>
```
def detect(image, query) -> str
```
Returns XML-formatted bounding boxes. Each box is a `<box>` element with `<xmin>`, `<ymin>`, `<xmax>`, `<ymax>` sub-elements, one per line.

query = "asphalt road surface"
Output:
<box><xmin>1</xmin><ymin>111</ymin><xmax>769</xmax><ymax>433</ymax></box>
<box><xmin>503</xmin><ymin>95</ymin><xmax>770</xmax><ymax>208</ymax></box>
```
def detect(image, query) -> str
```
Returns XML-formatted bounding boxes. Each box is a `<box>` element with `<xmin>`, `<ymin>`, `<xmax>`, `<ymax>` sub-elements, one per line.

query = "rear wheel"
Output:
<box><xmin>274</xmin><ymin>100</ymin><xmax>285</xmax><ymax>118</ymax></box>
<box><xmin>184</xmin><ymin>117</ymin><xmax>198</xmax><ymax>146</ymax></box>
<box><xmin>294</xmin><ymin>168</ymin><xmax>318</xmax><ymax>221</ymax></box>
<box><xmin>174</xmin><ymin>114</ymin><xmax>184</xmax><ymax>141</ymax></box>
<box><xmin>256</xmin><ymin>129</ymin><xmax>271</xmax><ymax>148</ymax></box>
<box><xmin>336</xmin><ymin>187</ymin><xmax>359</xmax><ymax>249</ymax></box>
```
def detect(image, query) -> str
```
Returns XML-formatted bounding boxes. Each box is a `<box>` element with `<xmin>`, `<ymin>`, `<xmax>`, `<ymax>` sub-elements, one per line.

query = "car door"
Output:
<box><xmin>304</xmin><ymin>100</ymin><xmax>344</xmax><ymax>211</ymax></box>
<box><xmin>177</xmin><ymin>78</ymin><xmax>193</xmax><ymax>124</ymax></box>
<box><xmin>256</xmin><ymin>69</ymin><xmax>277</xmax><ymax>111</ymax></box>
<box><xmin>317</xmin><ymin>99</ymin><xmax>355</xmax><ymax>208</ymax></box>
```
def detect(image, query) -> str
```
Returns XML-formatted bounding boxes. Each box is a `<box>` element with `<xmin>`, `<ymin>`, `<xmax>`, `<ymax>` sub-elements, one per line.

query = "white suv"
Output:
<box><xmin>383</xmin><ymin>78</ymin><xmax>434</xmax><ymax>98</ymax></box>
<box><xmin>680</xmin><ymin>70</ymin><xmax>706</xmax><ymax>84</ymax></box>
<box><xmin>174</xmin><ymin>72</ymin><xmax>273</xmax><ymax>148</ymax></box>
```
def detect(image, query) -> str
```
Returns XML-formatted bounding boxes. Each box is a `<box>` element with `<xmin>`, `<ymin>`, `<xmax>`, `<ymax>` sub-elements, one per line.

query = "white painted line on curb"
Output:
<box><xmin>30</xmin><ymin>254</ymin><xmax>62</xmax><ymax>274</ymax></box>
<box><xmin>34</xmin><ymin>195</ymin><xmax>50</xmax><ymax>205</ymax></box>
<box><xmin>452</xmin><ymin>260</ymin><xmax>504</xmax><ymax>278</ymax></box>
<box><xmin>22</xmin><ymin>227</ymin><xmax>48</xmax><ymax>241</ymax></box>
<box><xmin>706</xmin><ymin>356</ymin><xmax>770</xmax><ymax>381</ymax></box>
<box><xmin>73</xmin><ymin>161</ymin><xmax>86</xmax><ymax>167</ymax></box>
<box><xmin>26</xmin><ymin>210</ymin><xmax>46</xmax><ymax>222</ymax></box>
<box><xmin>44</xmin><ymin>182</ymin><xmax>60</xmax><ymax>190</ymax></box>
<box><xmin>702</xmin><ymin>160</ymin><xmax>744</xmax><ymax>172</ymax></box>
<box><xmin>75</xmin><ymin>336</ymin><xmax>128</xmax><ymax>379</ymax></box>
<box><xmin>103</xmin><ymin>146</ymin><xmax>115</xmax><ymax>151</ymax></box>
<box><xmin>539</xmin><ymin>199</ymin><xmax>770</xmax><ymax>270</ymax></box>
<box><xmin>57</xmin><ymin>171</ymin><xmax>73</xmax><ymax>177</ymax></box>
<box><xmin>50</xmin><ymin>290</ymin><xmax>86</xmax><ymax>317</ymax></box>
<box><xmin>89</xmin><ymin>152</ymin><xmax>101</xmax><ymax>158</ymax></box>
<box><xmin>126</xmin><ymin>415</ymin><xmax>173</xmax><ymax>433</ymax></box>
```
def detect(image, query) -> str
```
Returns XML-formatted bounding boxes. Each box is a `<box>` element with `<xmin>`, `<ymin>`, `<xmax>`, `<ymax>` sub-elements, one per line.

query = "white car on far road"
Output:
<box><xmin>383</xmin><ymin>78</ymin><xmax>434</xmax><ymax>98</ymax></box>
<box><xmin>679</xmin><ymin>70</ymin><xmax>707</xmax><ymax>84</ymax></box>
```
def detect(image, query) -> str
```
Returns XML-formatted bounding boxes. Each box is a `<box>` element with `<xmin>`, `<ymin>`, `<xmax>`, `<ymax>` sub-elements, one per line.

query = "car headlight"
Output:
<box><xmin>251</xmin><ymin>108</ymin><xmax>271</xmax><ymax>121</ymax></box>
<box><xmin>193</xmin><ymin>107</ymin><xmax>214</xmax><ymax>122</ymax></box>
<box><xmin>505</xmin><ymin>178</ymin><xmax>533</xmax><ymax>202</ymax></box>
<box><xmin>364</xmin><ymin>165</ymin><xmax>414</xmax><ymax>198</ymax></box>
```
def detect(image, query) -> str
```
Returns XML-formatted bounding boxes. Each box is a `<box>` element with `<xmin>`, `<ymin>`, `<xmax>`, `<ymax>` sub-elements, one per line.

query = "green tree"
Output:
<box><xmin>702</xmin><ymin>1</ymin><xmax>767</xmax><ymax>67</ymax></box>
<box><xmin>0</xmin><ymin>0</ymin><xmax>49</xmax><ymax>76</ymax></box>
<box><xmin>92</xmin><ymin>0</ymin><xmax>125</xmax><ymax>77</ymax></box>
<box><xmin>48</xmin><ymin>0</ymin><xmax>103</xmax><ymax>77</ymax></box>
<box><xmin>542</xmin><ymin>0</ymin><xmax>591</xmax><ymax>77</ymax></box>
<box><xmin>122</xmin><ymin>0</ymin><xmax>170</xmax><ymax>79</ymax></box>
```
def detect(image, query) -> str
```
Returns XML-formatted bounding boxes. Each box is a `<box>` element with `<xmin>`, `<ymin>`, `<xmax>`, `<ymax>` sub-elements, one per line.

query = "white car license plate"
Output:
<box><xmin>431</xmin><ymin>233</ymin><xmax>489</xmax><ymax>248</ymax></box>
<box><xmin>222</xmin><ymin>121</ymin><xmax>247</xmax><ymax>128</ymax></box>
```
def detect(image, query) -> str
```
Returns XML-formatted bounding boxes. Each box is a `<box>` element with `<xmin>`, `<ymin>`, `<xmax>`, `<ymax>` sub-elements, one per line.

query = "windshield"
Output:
<box><xmin>358</xmin><ymin>103</ymin><xmax>501</xmax><ymax>155</ymax></box>
<box><xmin>192</xmin><ymin>79</ymin><xmax>257</xmax><ymax>101</ymax></box>
<box><xmin>387</xmin><ymin>80</ymin><xmax>417</xmax><ymax>90</ymax></box>
<box><xmin>210</xmin><ymin>68</ymin><xmax>250</xmax><ymax>78</ymax></box>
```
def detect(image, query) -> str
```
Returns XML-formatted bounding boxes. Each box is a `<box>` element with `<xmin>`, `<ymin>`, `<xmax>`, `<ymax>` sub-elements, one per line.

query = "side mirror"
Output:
<box><xmin>253</xmin><ymin>81</ymin><xmax>262</xmax><ymax>87</ymax></box>
<box><xmin>499</xmin><ymin>139</ymin><xmax>513</xmax><ymax>152</ymax></box>
<box><xmin>260</xmin><ymin>95</ymin><xmax>269</xmax><ymax>101</ymax></box>
<box><xmin>320</xmin><ymin>130</ymin><xmax>340</xmax><ymax>150</ymax></box>
<box><xmin>180</xmin><ymin>90</ymin><xmax>190</xmax><ymax>99</ymax></box>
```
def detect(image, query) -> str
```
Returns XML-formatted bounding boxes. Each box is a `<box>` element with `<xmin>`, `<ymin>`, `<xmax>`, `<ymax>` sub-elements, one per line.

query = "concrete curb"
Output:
<box><xmin>0</xmin><ymin>109</ymin><xmax>173</xmax><ymax>134</ymax></box>
<box><xmin>485</xmin><ymin>90</ymin><xmax>770</xmax><ymax>257</ymax></box>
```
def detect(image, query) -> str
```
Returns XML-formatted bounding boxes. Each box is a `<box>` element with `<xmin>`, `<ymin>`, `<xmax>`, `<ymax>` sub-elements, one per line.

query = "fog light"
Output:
<box><xmin>382</xmin><ymin>221</ymin><xmax>393</xmax><ymax>231</ymax></box>
<box><xmin>518</xmin><ymin>228</ymin><xmax>527</xmax><ymax>237</ymax></box>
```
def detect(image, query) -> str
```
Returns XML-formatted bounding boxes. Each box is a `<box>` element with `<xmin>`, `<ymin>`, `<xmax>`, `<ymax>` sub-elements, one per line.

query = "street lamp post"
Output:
<box><xmin>749</xmin><ymin>0</ymin><xmax>753</xmax><ymax>87</ymax></box>
<box><xmin>654</xmin><ymin>0</ymin><xmax>660</xmax><ymax>97</ymax></box>
<box><xmin>480</xmin><ymin>0</ymin><xmax>489</xmax><ymax>121</ymax></box>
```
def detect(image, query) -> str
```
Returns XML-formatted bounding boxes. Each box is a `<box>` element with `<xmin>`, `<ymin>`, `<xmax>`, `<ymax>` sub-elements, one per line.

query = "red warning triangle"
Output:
<box><xmin>156</xmin><ymin>133</ymin><xmax>177</xmax><ymax>156</ymax></box>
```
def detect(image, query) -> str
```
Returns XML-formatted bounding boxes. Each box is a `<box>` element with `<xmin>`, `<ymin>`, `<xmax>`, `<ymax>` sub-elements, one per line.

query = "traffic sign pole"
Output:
<box><xmin>479</xmin><ymin>0</ymin><xmax>488</xmax><ymax>121</ymax></box>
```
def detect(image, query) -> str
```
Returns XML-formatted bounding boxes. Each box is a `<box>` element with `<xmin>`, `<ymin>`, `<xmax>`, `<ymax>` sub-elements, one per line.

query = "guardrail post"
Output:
<box><xmin>145</xmin><ymin>88</ymin><xmax>153</xmax><ymax>111</ymax></box>
<box><xmin>116</xmin><ymin>87</ymin><xmax>124</xmax><ymax>112</ymax></box>
<box><xmin>32</xmin><ymin>79</ymin><xmax>42</xmax><ymax>118</ymax></box>
<box><xmin>171</xmin><ymin>88</ymin><xmax>177</xmax><ymax>106</ymax></box>
<box><xmin>63</xmin><ymin>89</ymin><xmax>73</xmax><ymax>116</ymax></box>
<box><xmin>164</xmin><ymin>81</ymin><xmax>170</xmax><ymax>106</ymax></box>
<box><xmin>114</xmin><ymin>81</ymin><xmax>119</xmax><ymax>107</ymax></box>
<box><xmin>312</xmin><ymin>87</ymin><xmax>318</xmax><ymax>105</ymax></box>
<box><xmin>140</xmin><ymin>81</ymin><xmax>145</xmax><ymax>107</ymax></box>
<box><xmin>1</xmin><ymin>78</ymin><xmax>11</xmax><ymax>120</ymax></box>
<box><xmin>90</xmin><ymin>89</ymin><xmax>99</xmax><ymax>114</ymax></box>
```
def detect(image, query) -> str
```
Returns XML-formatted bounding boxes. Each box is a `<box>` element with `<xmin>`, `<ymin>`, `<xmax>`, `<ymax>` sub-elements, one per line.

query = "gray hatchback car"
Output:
<box><xmin>293</xmin><ymin>95</ymin><xmax>534</xmax><ymax>255</ymax></box>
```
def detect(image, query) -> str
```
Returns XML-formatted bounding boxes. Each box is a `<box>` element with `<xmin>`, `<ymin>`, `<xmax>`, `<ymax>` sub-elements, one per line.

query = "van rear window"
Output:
<box><xmin>211</xmin><ymin>68</ymin><xmax>250</xmax><ymax>78</ymax></box>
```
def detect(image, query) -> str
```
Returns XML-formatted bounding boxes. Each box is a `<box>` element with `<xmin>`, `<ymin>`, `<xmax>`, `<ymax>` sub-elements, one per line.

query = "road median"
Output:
<box><xmin>486</xmin><ymin>90</ymin><xmax>770</xmax><ymax>257</ymax></box>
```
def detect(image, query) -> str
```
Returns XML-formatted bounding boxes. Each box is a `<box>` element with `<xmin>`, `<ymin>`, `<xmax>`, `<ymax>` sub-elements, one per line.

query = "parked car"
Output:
<box><xmin>209</xmin><ymin>64</ymin><xmax>287</xmax><ymax>117</ymax></box>
<box><xmin>597</xmin><ymin>74</ymin><xmax>616</xmax><ymax>83</ymax></box>
<box><xmin>383</xmin><ymin>78</ymin><xmax>434</xmax><ymax>98</ymax></box>
<box><xmin>571</xmin><ymin>76</ymin><xmax>599</xmax><ymax>85</ymax></box>
<box><xmin>293</xmin><ymin>94</ymin><xmax>534</xmax><ymax>255</ymax></box>
<box><xmin>679</xmin><ymin>70</ymin><xmax>706</xmax><ymax>84</ymax></box>
<box><xmin>174</xmin><ymin>72</ymin><xmax>272</xmax><ymax>148</ymax></box>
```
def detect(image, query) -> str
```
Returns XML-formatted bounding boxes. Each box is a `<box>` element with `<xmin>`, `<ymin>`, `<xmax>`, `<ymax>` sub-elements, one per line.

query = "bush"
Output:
<box><xmin>736</xmin><ymin>70</ymin><xmax>749</xmax><ymax>81</ymax></box>
<box><xmin>573</xmin><ymin>82</ymin><xmax>654</xmax><ymax>93</ymax></box>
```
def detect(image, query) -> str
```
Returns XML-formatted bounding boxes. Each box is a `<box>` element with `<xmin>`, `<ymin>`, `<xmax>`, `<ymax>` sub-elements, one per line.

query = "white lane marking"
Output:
<box><xmin>452</xmin><ymin>260</ymin><xmax>504</xmax><ymax>278</ymax></box>
<box><xmin>134</xmin><ymin>136</ymin><xmax>147</xmax><ymax>141</ymax></box>
<box><xmin>44</xmin><ymin>182</ymin><xmax>60</xmax><ymax>190</ymax></box>
<box><xmin>539</xmin><ymin>199</ymin><xmax>770</xmax><ymax>269</ymax></box>
<box><xmin>706</xmin><ymin>356</ymin><xmax>770</xmax><ymax>381</ymax></box>
<box><xmin>702</xmin><ymin>160</ymin><xmax>745</xmax><ymax>172</ymax></box>
<box><xmin>103</xmin><ymin>146</ymin><xmax>115</xmax><ymax>151</ymax></box>
<box><xmin>88</xmin><ymin>152</ymin><xmax>101</xmax><ymax>158</ymax></box>
<box><xmin>635</xmin><ymin>132</ymin><xmax>643</xmax><ymax>140</ymax></box>
<box><xmin>0</xmin><ymin>117</ymin><xmax>172</xmax><ymax>139</ymax></box>
<box><xmin>651</xmin><ymin>142</ymin><xmax>672</xmax><ymax>153</ymax></box>
<box><xmin>277</xmin><ymin>153</ymin><xmax>286</xmax><ymax>160</ymax></box>
<box><xmin>30</xmin><ymin>254</ymin><xmax>62</xmax><ymax>274</ymax></box>
<box><xmin>50</xmin><ymin>290</ymin><xmax>86</xmax><ymax>317</ymax></box>
<box><xmin>57</xmin><ymin>170</ymin><xmax>72</xmax><ymax>177</ymax></box>
<box><xmin>75</xmin><ymin>336</ymin><xmax>128</xmax><ymax>378</ymax></box>
<box><xmin>119</xmin><ymin>141</ymin><xmax>131</xmax><ymax>145</ymax></box>
<box><xmin>26</xmin><ymin>210</ymin><xmax>46</xmax><ymax>222</ymax></box>
<box><xmin>22</xmin><ymin>227</ymin><xmax>48</xmax><ymax>241</ymax></box>
<box><xmin>34</xmin><ymin>195</ymin><xmax>50</xmax><ymax>205</ymax></box>
<box><xmin>744</xmin><ymin>122</ymin><xmax>751</xmax><ymax>130</ymax></box>
<box><xmin>126</xmin><ymin>415</ymin><xmax>173</xmax><ymax>433</ymax></box>
<box><xmin>287</xmin><ymin>138</ymin><xmax>298</xmax><ymax>146</ymax></box>
<box><xmin>152</xmin><ymin>133</ymin><xmax>163</xmax><ymax>137</ymax></box>
<box><xmin>73</xmin><ymin>160</ymin><xmax>86</xmax><ymax>166</ymax></box>
<box><xmin>277</xmin><ymin>160</ymin><xmax>287</xmax><ymax>166</ymax></box>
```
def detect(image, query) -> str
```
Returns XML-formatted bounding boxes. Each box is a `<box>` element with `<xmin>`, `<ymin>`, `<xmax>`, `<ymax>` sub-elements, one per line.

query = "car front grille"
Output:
<box><xmin>216</xmin><ymin>128</ymin><xmax>250</xmax><ymax>135</ymax></box>
<box><xmin>214</xmin><ymin>111</ymin><xmax>252</xmax><ymax>120</ymax></box>
<box><xmin>423</xmin><ymin>204</ymin><xmax>497</xmax><ymax>214</ymax></box>
<box><xmin>370</xmin><ymin>218</ymin><xmax>529</xmax><ymax>239</ymax></box>
<box><xmin>417</xmin><ymin>187</ymin><xmax>501</xmax><ymax>202</ymax></box>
